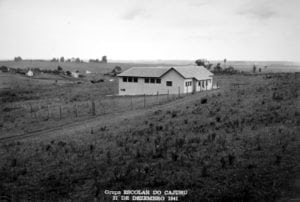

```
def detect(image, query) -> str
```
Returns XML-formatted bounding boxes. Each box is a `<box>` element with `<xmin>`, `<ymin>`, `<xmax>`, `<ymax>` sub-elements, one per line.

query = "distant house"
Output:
<box><xmin>117</xmin><ymin>66</ymin><xmax>213</xmax><ymax>95</ymax></box>
<box><xmin>71</xmin><ymin>72</ymin><xmax>79</xmax><ymax>78</ymax></box>
<box><xmin>26</xmin><ymin>70</ymin><xmax>34</xmax><ymax>77</ymax></box>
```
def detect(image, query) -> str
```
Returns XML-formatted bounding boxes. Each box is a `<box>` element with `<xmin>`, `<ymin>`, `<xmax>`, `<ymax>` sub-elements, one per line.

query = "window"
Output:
<box><xmin>166</xmin><ymin>81</ymin><xmax>172</xmax><ymax>86</ymax></box>
<box><xmin>123</xmin><ymin>77</ymin><xmax>127</xmax><ymax>82</ymax></box>
<box><xmin>145</xmin><ymin>78</ymin><xmax>149</xmax><ymax>83</ymax></box>
<box><xmin>133</xmin><ymin>77</ymin><xmax>138</xmax><ymax>82</ymax></box>
<box><xmin>120</xmin><ymin>88</ymin><xmax>126</xmax><ymax>91</ymax></box>
<box><xmin>150</xmin><ymin>78</ymin><xmax>155</xmax><ymax>83</ymax></box>
<box><xmin>156</xmin><ymin>79</ymin><xmax>161</xmax><ymax>84</ymax></box>
<box><xmin>128</xmin><ymin>77</ymin><xmax>133</xmax><ymax>82</ymax></box>
<box><xmin>186</xmin><ymin>81</ymin><xmax>192</xmax><ymax>86</ymax></box>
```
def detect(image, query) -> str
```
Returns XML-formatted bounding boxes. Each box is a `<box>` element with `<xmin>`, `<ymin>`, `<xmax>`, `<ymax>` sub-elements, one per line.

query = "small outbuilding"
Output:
<box><xmin>71</xmin><ymin>72</ymin><xmax>79</xmax><ymax>78</ymax></box>
<box><xmin>26</xmin><ymin>70</ymin><xmax>34</xmax><ymax>77</ymax></box>
<box><xmin>117</xmin><ymin>66</ymin><xmax>213</xmax><ymax>95</ymax></box>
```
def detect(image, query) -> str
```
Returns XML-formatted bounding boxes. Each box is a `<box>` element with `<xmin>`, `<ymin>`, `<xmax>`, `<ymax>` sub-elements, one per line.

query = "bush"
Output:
<box><xmin>201</xmin><ymin>98</ymin><xmax>207</xmax><ymax>104</ymax></box>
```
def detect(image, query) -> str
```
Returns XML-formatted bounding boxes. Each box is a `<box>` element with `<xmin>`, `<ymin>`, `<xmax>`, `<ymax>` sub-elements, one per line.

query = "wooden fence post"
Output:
<box><xmin>178</xmin><ymin>87</ymin><xmax>180</xmax><ymax>98</ymax></box>
<box><xmin>91</xmin><ymin>101</ymin><xmax>96</xmax><ymax>116</ymax></box>
<box><xmin>35</xmin><ymin>105</ymin><xmax>38</xmax><ymax>120</ymax></box>
<box><xmin>59</xmin><ymin>105</ymin><xmax>62</xmax><ymax>120</ymax></box>
<box><xmin>47</xmin><ymin>105</ymin><xmax>50</xmax><ymax>120</ymax></box>
<box><xmin>157</xmin><ymin>91</ymin><xmax>159</xmax><ymax>104</ymax></box>
<box><xmin>75</xmin><ymin>104</ymin><xmax>78</xmax><ymax>118</ymax></box>
<box><xmin>30</xmin><ymin>104</ymin><xmax>33</xmax><ymax>118</ymax></box>
<box><xmin>131</xmin><ymin>96</ymin><xmax>133</xmax><ymax>110</ymax></box>
<box><xmin>167</xmin><ymin>90</ymin><xmax>169</xmax><ymax>101</ymax></box>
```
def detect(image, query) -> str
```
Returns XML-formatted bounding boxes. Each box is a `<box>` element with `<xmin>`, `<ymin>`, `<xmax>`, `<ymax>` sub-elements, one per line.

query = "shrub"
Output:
<box><xmin>201</xmin><ymin>98</ymin><xmax>207</xmax><ymax>104</ymax></box>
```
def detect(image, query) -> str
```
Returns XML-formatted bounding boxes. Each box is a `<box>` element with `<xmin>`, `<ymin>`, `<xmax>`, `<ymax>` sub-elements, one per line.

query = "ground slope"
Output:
<box><xmin>0</xmin><ymin>73</ymin><xmax>299</xmax><ymax>201</ymax></box>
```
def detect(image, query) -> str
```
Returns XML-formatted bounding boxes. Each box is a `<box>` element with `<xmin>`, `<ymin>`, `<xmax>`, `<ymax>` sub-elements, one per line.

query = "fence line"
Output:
<box><xmin>1</xmin><ymin>89</ymin><xmax>218</xmax><ymax>129</ymax></box>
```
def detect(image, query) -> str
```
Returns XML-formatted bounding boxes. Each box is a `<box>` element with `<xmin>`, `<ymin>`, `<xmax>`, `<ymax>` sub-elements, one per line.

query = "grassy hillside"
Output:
<box><xmin>1</xmin><ymin>60</ymin><xmax>299</xmax><ymax>74</ymax></box>
<box><xmin>0</xmin><ymin>73</ymin><xmax>299</xmax><ymax>201</ymax></box>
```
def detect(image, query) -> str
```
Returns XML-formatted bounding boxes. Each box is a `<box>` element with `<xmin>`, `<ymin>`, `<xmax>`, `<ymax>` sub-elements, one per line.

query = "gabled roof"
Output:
<box><xmin>118</xmin><ymin>66</ymin><xmax>170</xmax><ymax>78</ymax></box>
<box><xmin>117</xmin><ymin>65</ymin><xmax>213</xmax><ymax>80</ymax></box>
<box><xmin>172</xmin><ymin>66</ymin><xmax>213</xmax><ymax>80</ymax></box>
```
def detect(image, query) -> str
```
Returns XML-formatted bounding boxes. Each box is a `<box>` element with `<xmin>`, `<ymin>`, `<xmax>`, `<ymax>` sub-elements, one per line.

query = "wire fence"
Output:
<box><xmin>0</xmin><ymin>89</ymin><xmax>215</xmax><ymax>132</ymax></box>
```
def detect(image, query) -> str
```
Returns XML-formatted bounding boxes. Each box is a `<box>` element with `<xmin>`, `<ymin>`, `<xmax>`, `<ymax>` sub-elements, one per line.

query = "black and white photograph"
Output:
<box><xmin>0</xmin><ymin>0</ymin><xmax>299</xmax><ymax>201</ymax></box>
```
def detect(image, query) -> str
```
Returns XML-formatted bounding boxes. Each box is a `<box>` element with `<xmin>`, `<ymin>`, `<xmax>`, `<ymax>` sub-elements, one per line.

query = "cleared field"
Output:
<box><xmin>0</xmin><ymin>60</ymin><xmax>299</xmax><ymax>201</ymax></box>
<box><xmin>0</xmin><ymin>72</ymin><xmax>299</xmax><ymax>201</ymax></box>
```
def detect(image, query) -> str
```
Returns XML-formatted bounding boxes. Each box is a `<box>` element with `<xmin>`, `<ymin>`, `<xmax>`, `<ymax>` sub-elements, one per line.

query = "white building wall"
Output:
<box><xmin>195</xmin><ymin>77</ymin><xmax>213</xmax><ymax>91</ymax></box>
<box><xmin>118</xmin><ymin>70</ymin><xmax>214</xmax><ymax>95</ymax></box>
<box><xmin>183</xmin><ymin>78</ymin><xmax>193</xmax><ymax>94</ymax></box>
<box><xmin>118</xmin><ymin>69</ymin><xmax>185</xmax><ymax>95</ymax></box>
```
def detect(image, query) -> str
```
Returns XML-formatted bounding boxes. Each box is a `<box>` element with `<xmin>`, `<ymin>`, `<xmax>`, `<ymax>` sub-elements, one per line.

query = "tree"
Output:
<box><xmin>57</xmin><ymin>66</ymin><xmax>63</xmax><ymax>72</ymax></box>
<box><xmin>259</xmin><ymin>68</ymin><xmax>262</xmax><ymax>73</ymax></box>
<box><xmin>214</xmin><ymin>63</ymin><xmax>222</xmax><ymax>72</ymax></box>
<box><xmin>14</xmin><ymin>56</ymin><xmax>22</xmax><ymax>62</ymax></box>
<box><xmin>112</xmin><ymin>66</ymin><xmax>122</xmax><ymax>76</ymax></box>
<box><xmin>224</xmin><ymin>58</ymin><xmax>227</xmax><ymax>68</ymax></box>
<box><xmin>101</xmin><ymin>56</ymin><xmax>107</xmax><ymax>63</ymax></box>
<box><xmin>60</xmin><ymin>57</ymin><xmax>65</xmax><ymax>62</ymax></box>
<box><xmin>51</xmin><ymin>58</ymin><xmax>58</xmax><ymax>62</ymax></box>
<box><xmin>206</xmin><ymin>63</ymin><xmax>213</xmax><ymax>70</ymax></box>
<box><xmin>253</xmin><ymin>65</ymin><xmax>257</xmax><ymax>73</ymax></box>
<box><xmin>75</xmin><ymin>58</ymin><xmax>81</xmax><ymax>63</ymax></box>
<box><xmin>195</xmin><ymin>59</ymin><xmax>206</xmax><ymax>67</ymax></box>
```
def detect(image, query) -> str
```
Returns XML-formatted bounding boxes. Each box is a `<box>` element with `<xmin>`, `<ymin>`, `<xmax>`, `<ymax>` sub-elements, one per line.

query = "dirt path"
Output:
<box><xmin>0</xmin><ymin>90</ymin><xmax>220</xmax><ymax>143</ymax></box>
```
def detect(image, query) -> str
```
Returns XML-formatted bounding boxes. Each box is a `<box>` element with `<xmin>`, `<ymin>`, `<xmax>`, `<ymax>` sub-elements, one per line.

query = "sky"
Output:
<box><xmin>0</xmin><ymin>0</ymin><xmax>299</xmax><ymax>61</ymax></box>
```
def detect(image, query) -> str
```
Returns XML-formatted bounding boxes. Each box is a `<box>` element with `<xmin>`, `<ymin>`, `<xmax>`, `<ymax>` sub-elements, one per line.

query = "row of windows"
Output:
<box><xmin>122</xmin><ymin>77</ymin><xmax>210</xmax><ymax>87</ymax></box>
<box><xmin>186</xmin><ymin>80</ymin><xmax>211</xmax><ymax>87</ymax></box>
<box><xmin>145</xmin><ymin>78</ymin><xmax>161</xmax><ymax>84</ymax></box>
<box><xmin>198</xmin><ymin>80</ymin><xmax>210</xmax><ymax>87</ymax></box>
<box><xmin>123</xmin><ymin>77</ymin><xmax>138</xmax><ymax>82</ymax></box>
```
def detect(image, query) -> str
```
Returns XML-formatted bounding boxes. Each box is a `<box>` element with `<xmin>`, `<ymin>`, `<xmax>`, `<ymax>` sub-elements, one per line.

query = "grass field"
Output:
<box><xmin>0</xmin><ymin>60</ymin><xmax>299</xmax><ymax>201</ymax></box>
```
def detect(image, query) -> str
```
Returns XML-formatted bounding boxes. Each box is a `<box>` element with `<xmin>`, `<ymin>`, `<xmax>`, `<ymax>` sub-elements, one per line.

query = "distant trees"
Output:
<box><xmin>51</xmin><ymin>58</ymin><xmax>59</xmax><ymax>62</ymax></box>
<box><xmin>195</xmin><ymin>59</ymin><xmax>212</xmax><ymax>70</ymax></box>
<box><xmin>112</xmin><ymin>66</ymin><xmax>122</xmax><ymax>76</ymax></box>
<box><xmin>253</xmin><ymin>65</ymin><xmax>257</xmax><ymax>73</ymax></box>
<box><xmin>89</xmin><ymin>56</ymin><xmax>108</xmax><ymax>63</ymax></box>
<box><xmin>195</xmin><ymin>59</ymin><xmax>206</xmax><ymax>67</ymax></box>
<box><xmin>57</xmin><ymin>66</ymin><xmax>63</xmax><ymax>72</ymax></box>
<box><xmin>60</xmin><ymin>57</ymin><xmax>65</xmax><ymax>62</ymax></box>
<box><xmin>89</xmin><ymin>59</ymin><xmax>100</xmax><ymax>63</ymax></box>
<box><xmin>101</xmin><ymin>56</ymin><xmax>107</xmax><ymax>63</ymax></box>
<box><xmin>14</xmin><ymin>56</ymin><xmax>22</xmax><ymax>62</ymax></box>
<box><xmin>214</xmin><ymin>63</ymin><xmax>222</xmax><ymax>72</ymax></box>
<box><xmin>0</xmin><ymin>65</ymin><xmax>9</xmax><ymax>72</ymax></box>
<box><xmin>222</xmin><ymin>66</ymin><xmax>237</xmax><ymax>74</ymax></box>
